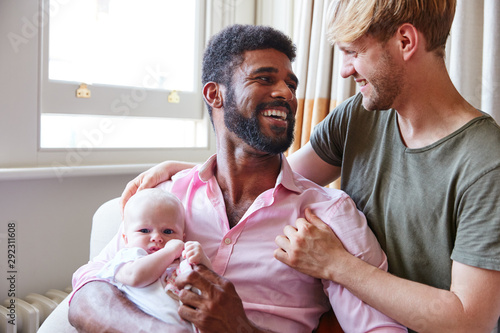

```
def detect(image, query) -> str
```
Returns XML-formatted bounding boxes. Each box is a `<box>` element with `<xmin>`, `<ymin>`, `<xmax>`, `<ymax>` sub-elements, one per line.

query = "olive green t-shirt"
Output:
<box><xmin>310</xmin><ymin>93</ymin><xmax>500</xmax><ymax>291</ymax></box>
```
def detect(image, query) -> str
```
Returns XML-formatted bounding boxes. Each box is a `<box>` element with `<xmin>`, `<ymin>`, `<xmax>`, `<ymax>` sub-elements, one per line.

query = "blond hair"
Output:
<box><xmin>123</xmin><ymin>188</ymin><xmax>185</xmax><ymax>231</ymax></box>
<box><xmin>327</xmin><ymin>0</ymin><xmax>456</xmax><ymax>57</ymax></box>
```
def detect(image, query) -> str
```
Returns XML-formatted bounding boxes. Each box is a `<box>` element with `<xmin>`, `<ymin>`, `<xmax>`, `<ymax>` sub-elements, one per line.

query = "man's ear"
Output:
<box><xmin>203</xmin><ymin>82</ymin><xmax>223</xmax><ymax>109</ymax></box>
<box><xmin>396</xmin><ymin>23</ymin><xmax>419</xmax><ymax>61</ymax></box>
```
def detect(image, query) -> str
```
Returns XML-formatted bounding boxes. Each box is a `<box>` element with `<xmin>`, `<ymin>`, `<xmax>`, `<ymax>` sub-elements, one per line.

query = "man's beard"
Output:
<box><xmin>223</xmin><ymin>87</ymin><xmax>295</xmax><ymax>154</ymax></box>
<box><xmin>363</xmin><ymin>50</ymin><xmax>404</xmax><ymax>111</ymax></box>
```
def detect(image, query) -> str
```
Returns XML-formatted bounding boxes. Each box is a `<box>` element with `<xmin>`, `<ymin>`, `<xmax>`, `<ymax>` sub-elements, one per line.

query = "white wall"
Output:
<box><xmin>0</xmin><ymin>0</ymin><xmax>39</xmax><ymax>168</ymax></box>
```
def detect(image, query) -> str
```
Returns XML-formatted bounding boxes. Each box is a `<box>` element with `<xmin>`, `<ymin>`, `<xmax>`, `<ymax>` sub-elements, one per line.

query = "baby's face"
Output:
<box><xmin>123</xmin><ymin>202</ymin><xmax>184</xmax><ymax>254</ymax></box>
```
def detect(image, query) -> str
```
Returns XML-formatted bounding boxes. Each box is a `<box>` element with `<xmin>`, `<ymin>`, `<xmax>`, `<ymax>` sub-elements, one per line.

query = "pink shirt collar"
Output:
<box><xmin>196</xmin><ymin>153</ymin><xmax>301</xmax><ymax>194</ymax></box>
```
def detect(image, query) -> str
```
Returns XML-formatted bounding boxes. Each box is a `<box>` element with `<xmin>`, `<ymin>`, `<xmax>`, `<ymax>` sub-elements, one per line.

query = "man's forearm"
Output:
<box><xmin>68</xmin><ymin>281</ymin><xmax>170</xmax><ymax>332</ymax></box>
<box><xmin>331</xmin><ymin>256</ymin><xmax>500</xmax><ymax>333</ymax></box>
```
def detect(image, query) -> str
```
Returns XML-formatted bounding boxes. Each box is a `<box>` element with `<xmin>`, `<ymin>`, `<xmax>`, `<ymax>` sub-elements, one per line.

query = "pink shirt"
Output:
<box><xmin>73</xmin><ymin>155</ymin><xmax>406</xmax><ymax>332</ymax></box>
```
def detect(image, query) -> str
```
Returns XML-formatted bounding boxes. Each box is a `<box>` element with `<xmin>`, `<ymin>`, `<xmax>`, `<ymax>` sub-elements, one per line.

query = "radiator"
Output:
<box><xmin>0</xmin><ymin>287</ymin><xmax>72</xmax><ymax>333</ymax></box>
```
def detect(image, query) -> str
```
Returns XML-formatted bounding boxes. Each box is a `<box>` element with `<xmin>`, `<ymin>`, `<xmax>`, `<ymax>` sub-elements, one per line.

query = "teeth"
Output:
<box><xmin>358</xmin><ymin>80</ymin><xmax>367</xmax><ymax>87</ymax></box>
<box><xmin>263</xmin><ymin>109</ymin><xmax>287</xmax><ymax>120</ymax></box>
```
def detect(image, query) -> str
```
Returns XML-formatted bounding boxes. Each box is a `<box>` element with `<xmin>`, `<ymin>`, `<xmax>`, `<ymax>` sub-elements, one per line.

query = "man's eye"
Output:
<box><xmin>258</xmin><ymin>76</ymin><xmax>271</xmax><ymax>82</ymax></box>
<box><xmin>287</xmin><ymin>83</ymin><xmax>297</xmax><ymax>92</ymax></box>
<box><xmin>163</xmin><ymin>229</ymin><xmax>174</xmax><ymax>234</ymax></box>
<box><xmin>139</xmin><ymin>229</ymin><xmax>150</xmax><ymax>233</ymax></box>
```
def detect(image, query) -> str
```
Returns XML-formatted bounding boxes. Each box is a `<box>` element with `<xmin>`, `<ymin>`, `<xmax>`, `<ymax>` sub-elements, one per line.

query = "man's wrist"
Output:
<box><xmin>326</xmin><ymin>250</ymin><xmax>360</xmax><ymax>285</ymax></box>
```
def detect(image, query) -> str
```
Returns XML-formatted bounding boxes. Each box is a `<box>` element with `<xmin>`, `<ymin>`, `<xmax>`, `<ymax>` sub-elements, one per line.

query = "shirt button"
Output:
<box><xmin>224</xmin><ymin>238</ymin><xmax>231</xmax><ymax>245</ymax></box>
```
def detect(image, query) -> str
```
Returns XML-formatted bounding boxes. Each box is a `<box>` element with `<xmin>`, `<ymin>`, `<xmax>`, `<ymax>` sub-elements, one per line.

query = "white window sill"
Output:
<box><xmin>0</xmin><ymin>164</ymin><xmax>155</xmax><ymax>181</ymax></box>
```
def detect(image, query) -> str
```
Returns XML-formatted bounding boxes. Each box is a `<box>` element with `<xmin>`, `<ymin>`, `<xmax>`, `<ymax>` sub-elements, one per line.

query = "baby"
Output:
<box><xmin>97</xmin><ymin>188</ymin><xmax>211</xmax><ymax>332</ymax></box>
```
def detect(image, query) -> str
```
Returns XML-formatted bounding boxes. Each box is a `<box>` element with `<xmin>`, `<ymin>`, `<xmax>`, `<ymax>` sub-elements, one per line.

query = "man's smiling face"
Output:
<box><xmin>223</xmin><ymin>48</ymin><xmax>298</xmax><ymax>154</ymax></box>
<box><xmin>338</xmin><ymin>35</ymin><xmax>405</xmax><ymax>111</ymax></box>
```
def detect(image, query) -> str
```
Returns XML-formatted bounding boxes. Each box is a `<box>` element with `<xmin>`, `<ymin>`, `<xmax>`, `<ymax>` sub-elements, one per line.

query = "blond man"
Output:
<box><xmin>279</xmin><ymin>1</ymin><xmax>500</xmax><ymax>332</ymax></box>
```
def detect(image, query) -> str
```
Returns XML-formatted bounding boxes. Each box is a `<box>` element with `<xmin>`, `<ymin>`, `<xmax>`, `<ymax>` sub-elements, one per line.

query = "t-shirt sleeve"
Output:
<box><xmin>310</xmin><ymin>94</ymin><xmax>363</xmax><ymax>167</ymax></box>
<box><xmin>452</xmin><ymin>167</ymin><xmax>500</xmax><ymax>271</ymax></box>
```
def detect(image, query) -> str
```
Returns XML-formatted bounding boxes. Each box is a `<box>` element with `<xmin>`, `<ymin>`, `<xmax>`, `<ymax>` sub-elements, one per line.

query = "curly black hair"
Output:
<box><xmin>201</xmin><ymin>24</ymin><xmax>296</xmax><ymax>116</ymax></box>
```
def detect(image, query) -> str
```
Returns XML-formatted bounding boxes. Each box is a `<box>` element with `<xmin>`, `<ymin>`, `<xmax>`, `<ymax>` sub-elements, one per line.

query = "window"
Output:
<box><xmin>0</xmin><ymin>0</ymin><xmax>292</xmax><ymax>169</ymax></box>
<box><xmin>40</xmin><ymin>0</ymin><xmax>208</xmax><ymax>150</ymax></box>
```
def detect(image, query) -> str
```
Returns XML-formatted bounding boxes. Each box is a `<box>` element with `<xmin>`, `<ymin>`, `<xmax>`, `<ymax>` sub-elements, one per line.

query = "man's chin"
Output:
<box><xmin>258</xmin><ymin>140</ymin><xmax>293</xmax><ymax>155</ymax></box>
<box><xmin>362</xmin><ymin>95</ymin><xmax>394</xmax><ymax>112</ymax></box>
<box><xmin>362</xmin><ymin>99</ymin><xmax>376</xmax><ymax>111</ymax></box>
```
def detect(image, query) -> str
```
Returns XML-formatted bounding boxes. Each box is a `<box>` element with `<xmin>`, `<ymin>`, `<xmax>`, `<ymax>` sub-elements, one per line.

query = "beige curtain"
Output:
<box><xmin>288</xmin><ymin>0</ymin><xmax>500</xmax><ymax>154</ymax></box>
<box><xmin>287</xmin><ymin>0</ymin><xmax>355</xmax><ymax>188</ymax></box>
<box><xmin>448</xmin><ymin>0</ymin><xmax>500</xmax><ymax>123</ymax></box>
<box><xmin>288</xmin><ymin>0</ymin><xmax>355</xmax><ymax>157</ymax></box>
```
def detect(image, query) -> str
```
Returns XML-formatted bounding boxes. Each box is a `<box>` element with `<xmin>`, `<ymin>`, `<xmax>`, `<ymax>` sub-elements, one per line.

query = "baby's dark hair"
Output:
<box><xmin>202</xmin><ymin>24</ymin><xmax>296</xmax><ymax>115</ymax></box>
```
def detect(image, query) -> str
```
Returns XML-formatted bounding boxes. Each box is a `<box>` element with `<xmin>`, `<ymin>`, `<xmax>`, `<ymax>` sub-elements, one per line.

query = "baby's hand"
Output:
<box><xmin>182</xmin><ymin>241</ymin><xmax>212</xmax><ymax>269</ymax></box>
<box><xmin>162</xmin><ymin>239</ymin><xmax>185</xmax><ymax>258</ymax></box>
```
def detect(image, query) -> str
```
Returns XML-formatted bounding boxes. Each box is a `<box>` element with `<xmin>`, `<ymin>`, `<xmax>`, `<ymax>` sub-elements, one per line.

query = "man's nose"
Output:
<box><xmin>340</xmin><ymin>56</ymin><xmax>355</xmax><ymax>79</ymax></box>
<box><xmin>271</xmin><ymin>80</ymin><xmax>295</xmax><ymax>101</ymax></box>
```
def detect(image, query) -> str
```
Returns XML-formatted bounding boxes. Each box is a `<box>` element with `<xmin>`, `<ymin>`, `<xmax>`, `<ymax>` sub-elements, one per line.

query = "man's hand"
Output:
<box><xmin>274</xmin><ymin>208</ymin><xmax>350</xmax><ymax>282</ymax></box>
<box><xmin>176</xmin><ymin>265</ymin><xmax>272</xmax><ymax>333</ymax></box>
<box><xmin>120</xmin><ymin>160</ymin><xmax>196</xmax><ymax>213</ymax></box>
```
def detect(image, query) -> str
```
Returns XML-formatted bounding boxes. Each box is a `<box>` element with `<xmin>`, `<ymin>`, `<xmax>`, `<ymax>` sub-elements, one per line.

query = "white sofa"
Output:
<box><xmin>38</xmin><ymin>198</ymin><xmax>122</xmax><ymax>333</ymax></box>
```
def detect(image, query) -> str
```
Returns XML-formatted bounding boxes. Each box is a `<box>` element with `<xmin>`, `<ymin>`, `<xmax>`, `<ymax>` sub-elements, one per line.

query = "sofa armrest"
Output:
<box><xmin>37</xmin><ymin>295</ymin><xmax>76</xmax><ymax>333</ymax></box>
<box><xmin>89</xmin><ymin>198</ymin><xmax>122</xmax><ymax>260</ymax></box>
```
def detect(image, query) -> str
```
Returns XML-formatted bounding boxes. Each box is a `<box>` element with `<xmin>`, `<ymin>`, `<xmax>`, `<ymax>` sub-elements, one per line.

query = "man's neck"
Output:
<box><xmin>394</xmin><ymin>65</ymin><xmax>481</xmax><ymax>148</ymax></box>
<box><xmin>215</xmin><ymin>149</ymin><xmax>282</xmax><ymax>228</ymax></box>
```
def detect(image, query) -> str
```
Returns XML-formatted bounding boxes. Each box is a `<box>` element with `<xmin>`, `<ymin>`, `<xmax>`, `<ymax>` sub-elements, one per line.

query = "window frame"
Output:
<box><xmin>33</xmin><ymin>0</ymin><xmax>215</xmax><ymax>169</ymax></box>
<box><xmin>40</xmin><ymin>0</ymin><xmax>206</xmax><ymax>120</ymax></box>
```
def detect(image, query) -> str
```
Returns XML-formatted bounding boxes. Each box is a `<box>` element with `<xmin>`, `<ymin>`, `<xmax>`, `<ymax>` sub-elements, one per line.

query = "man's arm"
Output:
<box><xmin>175</xmin><ymin>265</ymin><xmax>275</xmax><ymax>333</ymax></box>
<box><xmin>68</xmin><ymin>281</ymin><xmax>173</xmax><ymax>333</ymax></box>
<box><xmin>275</xmin><ymin>210</ymin><xmax>500</xmax><ymax>333</ymax></box>
<box><xmin>287</xmin><ymin>142</ymin><xmax>341</xmax><ymax>186</ymax></box>
<box><xmin>330</xmin><ymin>254</ymin><xmax>500</xmax><ymax>333</ymax></box>
<box><xmin>120</xmin><ymin>160</ymin><xmax>196</xmax><ymax>211</ymax></box>
<box><xmin>119</xmin><ymin>142</ymin><xmax>339</xmax><ymax>210</ymax></box>
<box><xmin>119</xmin><ymin>142</ymin><xmax>337</xmax><ymax>207</ymax></box>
